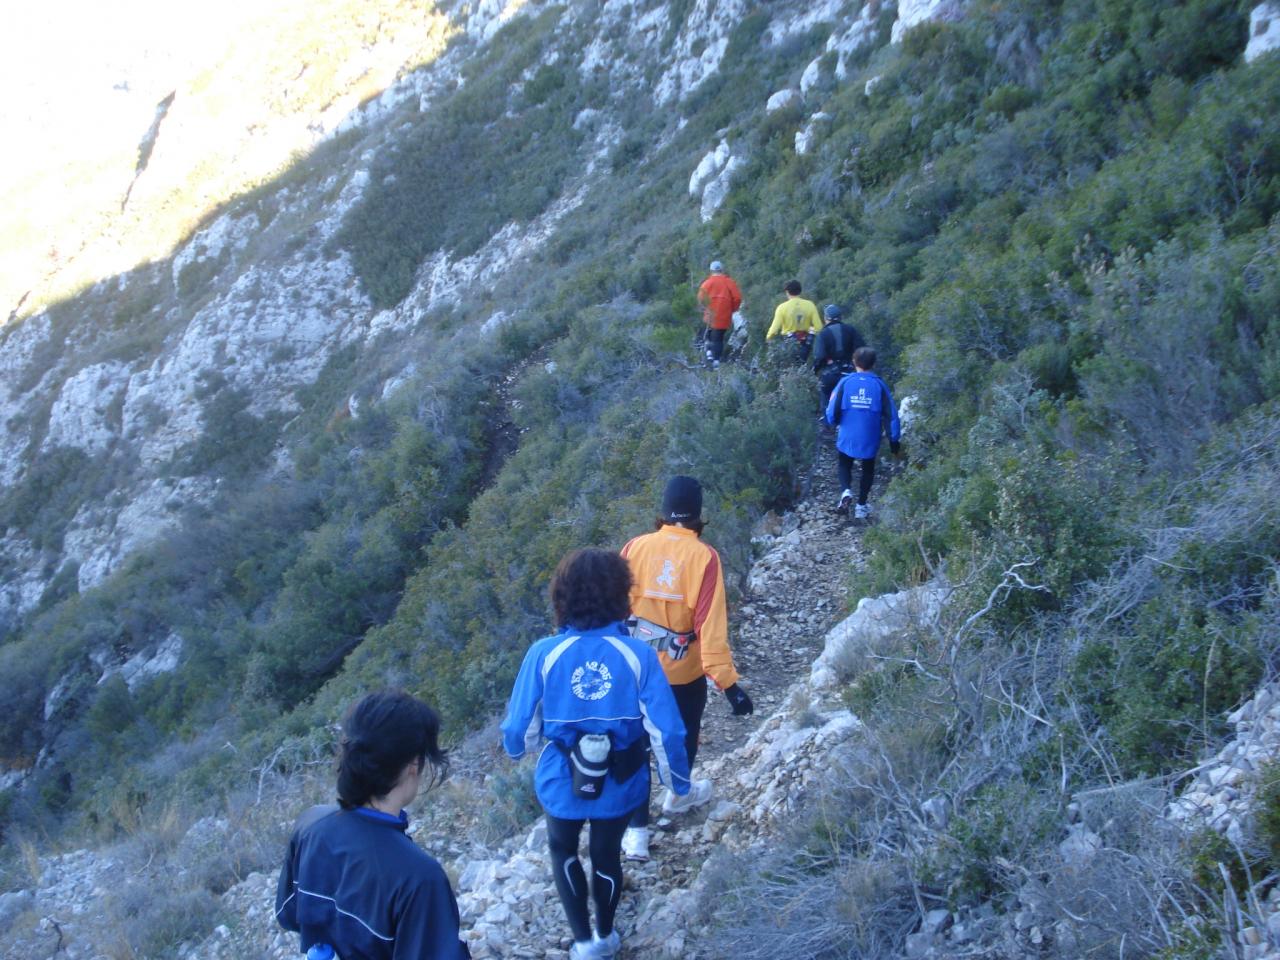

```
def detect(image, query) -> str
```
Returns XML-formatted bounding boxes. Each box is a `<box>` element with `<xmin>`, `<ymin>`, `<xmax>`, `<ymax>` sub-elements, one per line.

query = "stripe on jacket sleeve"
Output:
<box><xmin>639</xmin><ymin>698</ymin><xmax>687</xmax><ymax>787</ymax></box>
<box><xmin>604</xmin><ymin>636</ymin><xmax>642</xmax><ymax>684</ymax></box>
<box><xmin>692</xmin><ymin>548</ymin><xmax>720</xmax><ymax>636</ymax></box>
<box><xmin>541</xmin><ymin>635</ymin><xmax>580</xmax><ymax>681</ymax></box>
<box><xmin>522</xmin><ymin>699</ymin><xmax>544</xmax><ymax>755</ymax></box>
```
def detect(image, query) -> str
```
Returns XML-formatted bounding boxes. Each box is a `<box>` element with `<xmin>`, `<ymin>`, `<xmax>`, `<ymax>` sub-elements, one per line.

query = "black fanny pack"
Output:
<box><xmin>558</xmin><ymin>735</ymin><xmax>651</xmax><ymax>800</ymax></box>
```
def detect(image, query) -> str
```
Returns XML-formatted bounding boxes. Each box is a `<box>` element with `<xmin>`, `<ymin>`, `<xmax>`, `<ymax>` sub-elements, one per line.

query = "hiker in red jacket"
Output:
<box><xmin>697</xmin><ymin>261</ymin><xmax>742</xmax><ymax>369</ymax></box>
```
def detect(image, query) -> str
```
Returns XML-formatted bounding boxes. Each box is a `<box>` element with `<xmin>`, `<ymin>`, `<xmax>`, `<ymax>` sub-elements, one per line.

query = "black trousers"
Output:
<box><xmin>628</xmin><ymin>677</ymin><xmax>708</xmax><ymax>828</ymax></box>
<box><xmin>837</xmin><ymin>453</ymin><xmax>877</xmax><ymax>505</ymax></box>
<box><xmin>705</xmin><ymin>327</ymin><xmax>727</xmax><ymax>362</ymax></box>
<box><xmin>545</xmin><ymin>811</ymin><xmax>630</xmax><ymax>942</ymax></box>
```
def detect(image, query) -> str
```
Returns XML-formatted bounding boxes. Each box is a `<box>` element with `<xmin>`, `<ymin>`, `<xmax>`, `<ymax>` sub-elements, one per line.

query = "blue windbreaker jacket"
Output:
<box><xmin>501</xmin><ymin>623</ymin><xmax>692</xmax><ymax>820</ymax></box>
<box><xmin>826</xmin><ymin>370</ymin><xmax>901</xmax><ymax>460</ymax></box>
<box><xmin>275</xmin><ymin>805</ymin><xmax>469</xmax><ymax>960</ymax></box>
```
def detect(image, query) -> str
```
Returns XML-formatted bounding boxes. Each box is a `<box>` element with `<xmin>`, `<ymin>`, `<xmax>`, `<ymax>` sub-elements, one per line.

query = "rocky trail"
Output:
<box><xmin>2</xmin><ymin>431</ymin><xmax>902</xmax><ymax>960</ymax></box>
<box><xmin>211</xmin><ymin>429</ymin><xmax>891</xmax><ymax>960</ymax></box>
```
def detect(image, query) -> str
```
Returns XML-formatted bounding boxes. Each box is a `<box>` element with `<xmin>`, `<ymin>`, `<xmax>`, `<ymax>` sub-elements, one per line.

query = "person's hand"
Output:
<box><xmin>725</xmin><ymin>684</ymin><xmax>753</xmax><ymax>716</ymax></box>
<box><xmin>890</xmin><ymin>439</ymin><xmax>902</xmax><ymax>457</ymax></box>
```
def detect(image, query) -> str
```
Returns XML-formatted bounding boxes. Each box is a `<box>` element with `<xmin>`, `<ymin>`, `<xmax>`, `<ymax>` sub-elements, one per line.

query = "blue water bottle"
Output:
<box><xmin>307</xmin><ymin>945</ymin><xmax>335</xmax><ymax>960</ymax></box>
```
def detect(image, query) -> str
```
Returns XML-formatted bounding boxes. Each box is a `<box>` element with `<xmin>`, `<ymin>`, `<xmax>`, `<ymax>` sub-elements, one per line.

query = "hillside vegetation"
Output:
<box><xmin>1</xmin><ymin>0</ymin><xmax>1279</xmax><ymax>955</ymax></box>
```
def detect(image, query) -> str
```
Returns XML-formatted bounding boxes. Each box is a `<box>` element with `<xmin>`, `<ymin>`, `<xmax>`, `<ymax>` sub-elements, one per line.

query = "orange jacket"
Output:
<box><xmin>697</xmin><ymin>274</ymin><xmax>742</xmax><ymax>330</ymax></box>
<box><xmin>621</xmin><ymin>525</ymin><xmax>739</xmax><ymax>689</ymax></box>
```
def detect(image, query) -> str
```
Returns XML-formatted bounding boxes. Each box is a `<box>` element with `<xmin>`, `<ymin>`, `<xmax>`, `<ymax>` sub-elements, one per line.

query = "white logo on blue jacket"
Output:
<box><xmin>570</xmin><ymin>661</ymin><xmax>613</xmax><ymax>701</ymax></box>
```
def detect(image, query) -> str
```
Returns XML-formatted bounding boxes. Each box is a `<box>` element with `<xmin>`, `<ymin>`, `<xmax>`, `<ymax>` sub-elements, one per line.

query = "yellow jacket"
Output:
<box><xmin>766</xmin><ymin>297</ymin><xmax>822</xmax><ymax>340</ymax></box>
<box><xmin>621</xmin><ymin>525</ymin><xmax>739</xmax><ymax>689</ymax></box>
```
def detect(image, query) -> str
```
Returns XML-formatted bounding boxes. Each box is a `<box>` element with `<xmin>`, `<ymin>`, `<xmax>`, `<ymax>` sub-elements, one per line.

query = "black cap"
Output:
<box><xmin>662</xmin><ymin>476</ymin><xmax>702</xmax><ymax>523</ymax></box>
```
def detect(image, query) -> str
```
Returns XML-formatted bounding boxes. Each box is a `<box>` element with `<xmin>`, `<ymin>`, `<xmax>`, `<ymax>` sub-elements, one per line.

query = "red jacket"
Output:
<box><xmin>697</xmin><ymin>274</ymin><xmax>742</xmax><ymax>330</ymax></box>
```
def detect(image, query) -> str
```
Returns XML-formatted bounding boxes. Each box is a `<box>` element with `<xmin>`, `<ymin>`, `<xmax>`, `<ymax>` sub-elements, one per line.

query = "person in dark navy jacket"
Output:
<box><xmin>276</xmin><ymin>689</ymin><xmax>470</xmax><ymax>959</ymax></box>
<box><xmin>826</xmin><ymin>346</ymin><xmax>901</xmax><ymax>520</ymax></box>
<box><xmin>502</xmin><ymin>548</ymin><xmax>691</xmax><ymax>960</ymax></box>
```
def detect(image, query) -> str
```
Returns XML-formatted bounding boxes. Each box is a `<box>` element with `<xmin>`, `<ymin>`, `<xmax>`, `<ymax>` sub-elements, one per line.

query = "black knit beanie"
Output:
<box><xmin>662</xmin><ymin>476</ymin><xmax>702</xmax><ymax>523</ymax></box>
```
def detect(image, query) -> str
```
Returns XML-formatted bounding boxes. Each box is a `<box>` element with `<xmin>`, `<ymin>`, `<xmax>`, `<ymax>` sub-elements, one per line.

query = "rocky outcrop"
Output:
<box><xmin>653</xmin><ymin>0</ymin><xmax>750</xmax><ymax>105</ymax></box>
<box><xmin>794</xmin><ymin>112</ymin><xmax>831</xmax><ymax>156</ymax></box>
<box><xmin>809</xmin><ymin>582</ymin><xmax>947</xmax><ymax>690</ymax></box>
<box><xmin>689</xmin><ymin>140</ymin><xmax>748</xmax><ymax>222</ymax></box>
<box><xmin>1166</xmin><ymin>684</ymin><xmax>1280</xmax><ymax>959</ymax></box>
<box><xmin>1248</xmin><ymin>3</ymin><xmax>1280</xmax><ymax>62</ymax></box>
<box><xmin>892</xmin><ymin>0</ymin><xmax>968</xmax><ymax>45</ymax></box>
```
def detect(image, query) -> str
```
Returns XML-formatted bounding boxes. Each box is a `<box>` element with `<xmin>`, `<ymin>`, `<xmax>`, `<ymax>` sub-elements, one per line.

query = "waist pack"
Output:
<box><xmin>626</xmin><ymin>616</ymin><xmax>695</xmax><ymax>661</ymax></box>
<box><xmin>558</xmin><ymin>735</ymin><xmax>651</xmax><ymax>800</ymax></box>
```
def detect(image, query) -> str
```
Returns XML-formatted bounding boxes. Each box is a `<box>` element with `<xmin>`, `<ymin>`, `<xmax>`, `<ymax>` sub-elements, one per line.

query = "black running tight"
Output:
<box><xmin>629</xmin><ymin>676</ymin><xmax>708</xmax><ymax>829</ymax></box>
<box><xmin>545</xmin><ymin>812</ymin><xmax>630</xmax><ymax>942</ymax></box>
<box><xmin>837</xmin><ymin>453</ymin><xmax>876</xmax><ymax>505</ymax></box>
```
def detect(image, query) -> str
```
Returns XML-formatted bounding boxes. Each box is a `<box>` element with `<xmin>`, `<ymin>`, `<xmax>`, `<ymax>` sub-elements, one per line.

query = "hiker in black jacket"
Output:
<box><xmin>811</xmin><ymin>304</ymin><xmax>866</xmax><ymax>407</ymax></box>
<box><xmin>276</xmin><ymin>690</ymin><xmax>470</xmax><ymax>960</ymax></box>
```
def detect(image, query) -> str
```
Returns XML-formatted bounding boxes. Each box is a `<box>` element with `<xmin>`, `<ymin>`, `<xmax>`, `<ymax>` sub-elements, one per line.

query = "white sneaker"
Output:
<box><xmin>620</xmin><ymin>826</ymin><xmax>649</xmax><ymax>861</ymax></box>
<box><xmin>854</xmin><ymin>502</ymin><xmax>871</xmax><ymax>519</ymax></box>
<box><xmin>569</xmin><ymin>941</ymin><xmax>601</xmax><ymax>959</ymax></box>
<box><xmin>662</xmin><ymin>778</ymin><xmax>713</xmax><ymax>815</ymax></box>
<box><xmin>837</xmin><ymin>489</ymin><xmax>853</xmax><ymax>511</ymax></box>
<box><xmin>593</xmin><ymin>930</ymin><xmax>622</xmax><ymax>957</ymax></box>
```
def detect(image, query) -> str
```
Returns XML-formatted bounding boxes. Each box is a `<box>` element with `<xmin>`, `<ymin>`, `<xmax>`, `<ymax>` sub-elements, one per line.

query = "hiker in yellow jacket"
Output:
<box><xmin>765</xmin><ymin>280</ymin><xmax>822</xmax><ymax>363</ymax></box>
<box><xmin>618</xmin><ymin>476</ymin><xmax>753</xmax><ymax>861</ymax></box>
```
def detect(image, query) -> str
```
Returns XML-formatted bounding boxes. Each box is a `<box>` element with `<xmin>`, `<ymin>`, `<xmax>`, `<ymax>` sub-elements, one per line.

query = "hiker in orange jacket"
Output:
<box><xmin>617</xmin><ymin>476</ymin><xmax>753</xmax><ymax>862</ymax></box>
<box><xmin>697</xmin><ymin>261</ymin><xmax>742</xmax><ymax>369</ymax></box>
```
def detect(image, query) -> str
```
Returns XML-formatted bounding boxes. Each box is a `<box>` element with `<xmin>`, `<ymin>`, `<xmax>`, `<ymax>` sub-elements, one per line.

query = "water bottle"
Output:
<box><xmin>307</xmin><ymin>944</ymin><xmax>335</xmax><ymax>960</ymax></box>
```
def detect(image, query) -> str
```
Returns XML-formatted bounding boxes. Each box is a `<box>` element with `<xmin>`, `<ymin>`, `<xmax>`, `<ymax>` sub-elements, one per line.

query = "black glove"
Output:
<box><xmin>725</xmin><ymin>683</ymin><xmax>754</xmax><ymax>716</ymax></box>
<box><xmin>890</xmin><ymin>439</ymin><xmax>902</xmax><ymax>456</ymax></box>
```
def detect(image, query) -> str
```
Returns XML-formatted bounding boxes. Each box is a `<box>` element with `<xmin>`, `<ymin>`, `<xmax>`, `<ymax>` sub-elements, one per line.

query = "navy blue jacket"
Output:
<box><xmin>826</xmin><ymin>370</ymin><xmax>901</xmax><ymax>460</ymax></box>
<box><xmin>276</xmin><ymin>805</ymin><xmax>469</xmax><ymax>960</ymax></box>
<box><xmin>501</xmin><ymin>623</ymin><xmax>691</xmax><ymax>820</ymax></box>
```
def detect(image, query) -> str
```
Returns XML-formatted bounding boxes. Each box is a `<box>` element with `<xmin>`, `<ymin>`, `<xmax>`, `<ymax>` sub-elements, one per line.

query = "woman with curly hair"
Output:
<box><xmin>276</xmin><ymin>689</ymin><xmax>470</xmax><ymax>959</ymax></box>
<box><xmin>502</xmin><ymin>548</ymin><xmax>691</xmax><ymax>959</ymax></box>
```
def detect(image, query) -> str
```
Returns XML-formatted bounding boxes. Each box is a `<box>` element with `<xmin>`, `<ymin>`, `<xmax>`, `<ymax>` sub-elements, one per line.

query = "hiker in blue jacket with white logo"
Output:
<box><xmin>276</xmin><ymin>689</ymin><xmax>470</xmax><ymax>960</ymax></box>
<box><xmin>502</xmin><ymin>548</ymin><xmax>691</xmax><ymax>960</ymax></box>
<box><xmin>825</xmin><ymin>346</ymin><xmax>901</xmax><ymax>520</ymax></box>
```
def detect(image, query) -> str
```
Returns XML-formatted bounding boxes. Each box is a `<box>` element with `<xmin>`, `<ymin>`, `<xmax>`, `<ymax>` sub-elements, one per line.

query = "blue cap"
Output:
<box><xmin>307</xmin><ymin>945</ymin><xmax>336</xmax><ymax>960</ymax></box>
<box><xmin>709</xmin><ymin>260</ymin><xmax>724</xmax><ymax>273</ymax></box>
<box><xmin>823</xmin><ymin>304</ymin><xmax>842</xmax><ymax>321</ymax></box>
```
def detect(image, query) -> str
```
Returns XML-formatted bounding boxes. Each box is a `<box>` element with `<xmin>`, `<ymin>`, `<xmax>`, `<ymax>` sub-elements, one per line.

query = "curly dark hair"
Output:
<box><xmin>550</xmin><ymin>548</ymin><xmax>633</xmax><ymax>630</ymax></box>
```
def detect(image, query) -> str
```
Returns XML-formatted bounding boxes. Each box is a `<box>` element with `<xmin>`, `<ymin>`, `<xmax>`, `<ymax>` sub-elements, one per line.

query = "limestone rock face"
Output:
<box><xmin>1247</xmin><ymin>3</ymin><xmax>1280</xmax><ymax>62</ymax></box>
<box><xmin>892</xmin><ymin>0</ymin><xmax>968</xmax><ymax>45</ymax></box>
<box><xmin>43</xmin><ymin>362</ymin><xmax>128</xmax><ymax>454</ymax></box>
<box><xmin>795</xmin><ymin>112</ymin><xmax>832</xmax><ymax>156</ymax></box>
<box><xmin>810</xmin><ymin>582</ymin><xmax>947</xmax><ymax>690</ymax></box>
<box><xmin>700</xmin><ymin>156</ymin><xmax>748</xmax><ymax>222</ymax></box>
<box><xmin>765</xmin><ymin>88</ymin><xmax>800</xmax><ymax>112</ymax></box>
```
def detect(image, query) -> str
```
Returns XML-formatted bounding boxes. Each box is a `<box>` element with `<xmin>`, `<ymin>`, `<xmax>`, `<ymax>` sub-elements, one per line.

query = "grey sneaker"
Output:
<box><xmin>662</xmin><ymin>778</ymin><xmax>713</xmax><ymax>814</ymax></box>
<box><xmin>620</xmin><ymin>826</ymin><xmax>649</xmax><ymax>861</ymax></box>
<box><xmin>594</xmin><ymin>930</ymin><xmax>622</xmax><ymax>957</ymax></box>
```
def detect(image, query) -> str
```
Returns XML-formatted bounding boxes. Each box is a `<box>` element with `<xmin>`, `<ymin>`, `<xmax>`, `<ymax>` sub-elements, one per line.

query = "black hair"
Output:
<box><xmin>336</xmin><ymin>689</ymin><xmax>447</xmax><ymax>810</ymax></box>
<box><xmin>551</xmin><ymin>548</ymin><xmax>633</xmax><ymax>630</ymax></box>
<box><xmin>784</xmin><ymin>280</ymin><xmax>801</xmax><ymax>296</ymax></box>
<box><xmin>854</xmin><ymin>346</ymin><xmax>877</xmax><ymax>370</ymax></box>
<box><xmin>654</xmin><ymin>515</ymin><xmax>707</xmax><ymax>536</ymax></box>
